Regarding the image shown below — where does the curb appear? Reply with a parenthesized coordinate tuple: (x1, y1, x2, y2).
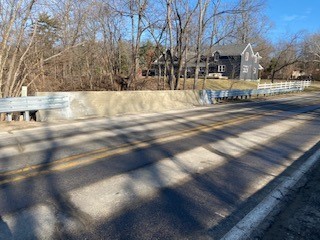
(221, 147, 320, 240)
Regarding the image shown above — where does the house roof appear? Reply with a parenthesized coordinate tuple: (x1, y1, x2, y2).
(152, 43, 262, 66)
(211, 43, 249, 56)
(154, 53, 179, 63)
(154, 51, 198, 64)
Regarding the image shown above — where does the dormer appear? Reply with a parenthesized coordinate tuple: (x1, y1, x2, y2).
(241, 43, 255, 62)
(213, 51, 220, 62)
(255, 52, 262, 59)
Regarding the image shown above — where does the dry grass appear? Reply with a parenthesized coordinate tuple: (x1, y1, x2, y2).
(194, 78, 258, 90)
(141, 77, 259, 90)
(137, 77, 320, 91)
(159, 78, 320, 93)
(304, 81, 320, 92)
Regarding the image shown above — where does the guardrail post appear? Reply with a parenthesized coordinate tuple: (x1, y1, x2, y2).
(24, 111, 30, 121)
(6, 113, 12, 122)
(21, 86, 28, 97)
(21, 86, 28, 121)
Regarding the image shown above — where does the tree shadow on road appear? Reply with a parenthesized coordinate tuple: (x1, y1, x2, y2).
(0, 215, 12, 239)
(0, 97, 318, 239)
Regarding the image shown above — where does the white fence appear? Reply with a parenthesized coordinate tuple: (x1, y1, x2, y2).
(201, 80, 312, 104)
(0, 80, 312, 122)
(257, 80, 311, 90)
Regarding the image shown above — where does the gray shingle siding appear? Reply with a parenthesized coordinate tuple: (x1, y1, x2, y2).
(209, 44, 260, 80)
(211, 43, 261, 80)
(239, 44, 260, 80)
(209, 56, 241, 78)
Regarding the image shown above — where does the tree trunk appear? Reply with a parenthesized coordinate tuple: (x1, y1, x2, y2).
(193, 0, 208, 90)
(202, 56, 210, 89)
(166, 0, 175, 90)
(271, 70, 276, 83)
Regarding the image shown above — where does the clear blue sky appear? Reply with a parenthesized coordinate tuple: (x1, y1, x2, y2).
(266, 0, 320, 42)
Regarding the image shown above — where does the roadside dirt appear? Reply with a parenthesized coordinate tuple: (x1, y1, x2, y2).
(262, 160, 320, 240)
(0, 121, 46, 133)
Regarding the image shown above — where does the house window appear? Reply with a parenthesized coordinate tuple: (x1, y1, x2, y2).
(214, 52, 219, 61)
(218, 65, 226, 72)
(245, 52, 249, 61)
(243, 65, 249, 73)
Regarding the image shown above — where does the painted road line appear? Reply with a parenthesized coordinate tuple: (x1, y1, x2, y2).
(220, 147, 320, 240)
(2, 137, 318, 240)
(0, 96, 316, 149)
(0, 104, 259, 146)
(0, 102, 317, 187)
(1, 106, 319, 239)
(0, 113, 264, 186)
(67, 114, 319, 223)
(1, 104, 318, 185)
(0, 110, 252, 158)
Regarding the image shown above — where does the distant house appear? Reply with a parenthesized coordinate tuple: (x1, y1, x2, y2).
(150, 43, 263, 80)
(210, 43, 263, 80)
(291, 70, 306, 79)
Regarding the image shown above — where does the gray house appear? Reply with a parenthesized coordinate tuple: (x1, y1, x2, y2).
(150, 43, 263, 80)
(209, 43, 262, 80)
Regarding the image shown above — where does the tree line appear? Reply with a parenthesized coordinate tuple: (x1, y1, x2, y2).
(0, 0, 319, 97)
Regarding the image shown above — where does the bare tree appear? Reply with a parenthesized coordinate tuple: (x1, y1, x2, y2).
(113, 0, 149, 88)
(193, 0, 209, 89)
(268, 34, 303, 83)
(235, 0, 267, 44)
(0, 0, 37, 98)
(172, 0, 198, 90)
(202, 0, 237, 89)
(305, 33, 320, 63)
(0, 0, 286, 98)
(146, 17, 166, 89)
(194, 0, 240, 89)
(90, 1, 124, 87)
(165, 0, 176, 90)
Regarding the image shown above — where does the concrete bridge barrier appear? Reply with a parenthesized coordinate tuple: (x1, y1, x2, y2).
(36, 90, 205, 121)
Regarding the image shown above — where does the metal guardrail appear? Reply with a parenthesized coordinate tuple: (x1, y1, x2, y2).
(202, 80, 312, 104)
(0, 95, 69, 121)
(0, 80, 312, 121)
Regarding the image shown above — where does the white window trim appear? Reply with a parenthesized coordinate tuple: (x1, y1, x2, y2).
(245, 52, 249, 61)
(243, 65, 249, 73)
(253, 67, 257, 74)
(214, 54, 219, 61)
(218, 65, 226, 72)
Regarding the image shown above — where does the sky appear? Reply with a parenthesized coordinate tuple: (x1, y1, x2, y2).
(266, 0, 320, 42)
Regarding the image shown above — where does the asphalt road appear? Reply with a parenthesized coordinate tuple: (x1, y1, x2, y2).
(0, 93, 320, 239)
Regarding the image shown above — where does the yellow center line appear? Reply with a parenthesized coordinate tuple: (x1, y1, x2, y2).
(0, 111, 276, 185)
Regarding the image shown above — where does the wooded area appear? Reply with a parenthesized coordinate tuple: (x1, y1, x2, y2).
(0, 0, 319, 97)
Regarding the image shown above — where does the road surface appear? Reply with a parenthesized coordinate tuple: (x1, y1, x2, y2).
(0, 92, 319, 239)
(262, 155, 320, 240)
